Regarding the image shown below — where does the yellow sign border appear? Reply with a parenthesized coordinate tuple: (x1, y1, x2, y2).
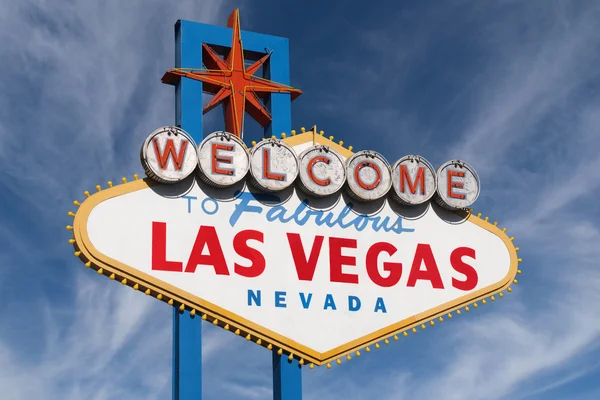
(67, 132, 520, 368)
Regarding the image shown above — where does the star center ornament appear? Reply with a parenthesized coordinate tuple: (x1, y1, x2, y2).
(162, 9, 302, 138)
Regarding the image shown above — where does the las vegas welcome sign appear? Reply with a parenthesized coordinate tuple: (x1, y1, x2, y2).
(69, 126, 519, 367)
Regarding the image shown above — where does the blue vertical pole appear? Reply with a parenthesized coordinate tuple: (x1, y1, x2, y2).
(272, 352, 303, 400)
(169, 17, 302, 400)
(173, 308, 202, 399)
(172, 20, 204, 400)
(265, 38, 303, 400)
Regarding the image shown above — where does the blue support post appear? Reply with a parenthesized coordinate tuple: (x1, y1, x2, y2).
(172, 20, 204, 400)
(173, 308, 202, 399)
(171, 18, 302, 400)
(261, 38, 303, 400)
(272, 351, 303, 400)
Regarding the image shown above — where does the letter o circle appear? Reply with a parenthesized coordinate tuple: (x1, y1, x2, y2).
(346, 151, 392, 201)
(201, 198, 219, 215)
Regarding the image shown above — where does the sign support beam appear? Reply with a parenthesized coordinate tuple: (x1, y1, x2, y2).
(273, 351, 302, 400)
(172, 19, 204, 400)
(171, 16, 302, 400)
(173, 308, 202, 399)
(262, 45, 303, 400)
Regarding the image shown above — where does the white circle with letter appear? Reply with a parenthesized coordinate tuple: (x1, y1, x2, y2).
(391, 155, 437, 205)
(140, 126, 198, 184)
(435, 160, 480, 209)
(346, 150, 392, 201)
(249, 138, 299, 192)
(298, 145, 346, 197)
(197, 131, 249, 188)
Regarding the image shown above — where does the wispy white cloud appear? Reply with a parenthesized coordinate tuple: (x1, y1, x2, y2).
(303, 263, 600, 400)
(517, 361, 600, 400)
(2, 1, 600, 400)
(0, 273, 171, 400)
(0, 0, 228, 399)
(302, 2, 600, 400)
(409, 272, 600, 400)
(0, 0, 225, 210)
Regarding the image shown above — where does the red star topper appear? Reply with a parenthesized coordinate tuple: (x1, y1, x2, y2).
(162, 9, 302, 138)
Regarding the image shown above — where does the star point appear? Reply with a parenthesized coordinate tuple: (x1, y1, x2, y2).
(162, 9, 302, 138)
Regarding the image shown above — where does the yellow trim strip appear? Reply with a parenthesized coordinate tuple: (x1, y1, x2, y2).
(68, 160, 520, 368)
(282, 131, 353, 158)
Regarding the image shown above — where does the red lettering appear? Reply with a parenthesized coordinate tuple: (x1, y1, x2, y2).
(263, 148, 286, 181)
(152, 138, 188, 170)
(307, 155, 331, 186)
(400, 165, 425, 195)
(406, 244, 444, 289)
(233, 230, 265, 278)
(212, 143, 234, 175)
(366, 242, 402, 287)
(354, 161, 381, 190)
(185, 226, 229, 275)
(329, 237, 358, 284)
(447, 170, 466, 199)
(151, 222, 183, 272)
(287, 233, 324, 281)
(451, 247, 478, 290)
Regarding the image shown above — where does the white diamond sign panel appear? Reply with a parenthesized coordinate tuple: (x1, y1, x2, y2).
(72, 149, 518, 364)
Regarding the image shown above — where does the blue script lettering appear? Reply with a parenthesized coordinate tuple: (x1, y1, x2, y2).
(229, 192, 278, 226)
(228, 191, 415, 235)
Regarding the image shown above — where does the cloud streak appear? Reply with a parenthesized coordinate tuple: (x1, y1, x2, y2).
(0, 1, 228, 399)
(2, 1, 600, 399)
(302, 2, 600, 399)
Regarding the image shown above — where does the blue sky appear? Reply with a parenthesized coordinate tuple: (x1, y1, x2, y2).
(1, 0, 600, 399)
